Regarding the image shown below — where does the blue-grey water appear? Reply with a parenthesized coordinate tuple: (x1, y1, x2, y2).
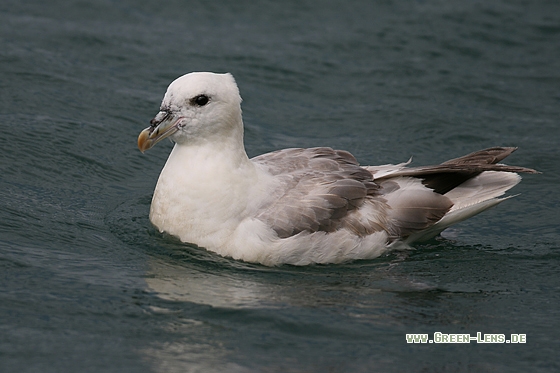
(1, 0, 559, 372)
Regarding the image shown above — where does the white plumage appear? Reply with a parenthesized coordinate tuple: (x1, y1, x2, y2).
(138, 72, 537, 266)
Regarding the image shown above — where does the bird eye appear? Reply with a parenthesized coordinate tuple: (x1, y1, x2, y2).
(192, 95, 209, 106)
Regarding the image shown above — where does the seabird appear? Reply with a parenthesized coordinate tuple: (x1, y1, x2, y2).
(138, 72, 537, 266)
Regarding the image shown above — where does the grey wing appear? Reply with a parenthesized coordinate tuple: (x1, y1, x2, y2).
(252, 148, 383, 238)
(250, 147, 538, 242)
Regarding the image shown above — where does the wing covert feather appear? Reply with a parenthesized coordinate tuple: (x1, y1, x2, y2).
(252, 148, 380, 238)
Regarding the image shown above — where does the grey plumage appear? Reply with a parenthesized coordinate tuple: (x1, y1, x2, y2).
(253, 146, 537, 242)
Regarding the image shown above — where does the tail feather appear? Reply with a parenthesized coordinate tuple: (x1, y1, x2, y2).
(445, 171, 521, 212)
(405, 196, 509, 243)
(407, 171, 522, 242)
(372, 147, 538, 243)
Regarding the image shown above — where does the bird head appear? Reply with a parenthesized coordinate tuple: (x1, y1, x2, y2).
(138, 72, 242, 152)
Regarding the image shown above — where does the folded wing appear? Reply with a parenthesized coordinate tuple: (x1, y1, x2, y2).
(252, 147, 538, 242)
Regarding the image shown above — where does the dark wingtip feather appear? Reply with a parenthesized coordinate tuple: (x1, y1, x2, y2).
(441, 146, 518, 166)
(375, 147, 539, 194)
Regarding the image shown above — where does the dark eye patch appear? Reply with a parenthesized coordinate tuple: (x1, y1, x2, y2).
(191, 95, 210, 106)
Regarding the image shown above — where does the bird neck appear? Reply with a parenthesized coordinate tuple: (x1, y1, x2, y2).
(149, 132, 260, 243)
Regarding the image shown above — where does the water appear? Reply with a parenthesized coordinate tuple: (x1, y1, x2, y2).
(1, 0, 559, 371)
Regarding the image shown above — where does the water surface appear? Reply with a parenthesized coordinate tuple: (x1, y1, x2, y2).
(1, 0, 559, 372)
